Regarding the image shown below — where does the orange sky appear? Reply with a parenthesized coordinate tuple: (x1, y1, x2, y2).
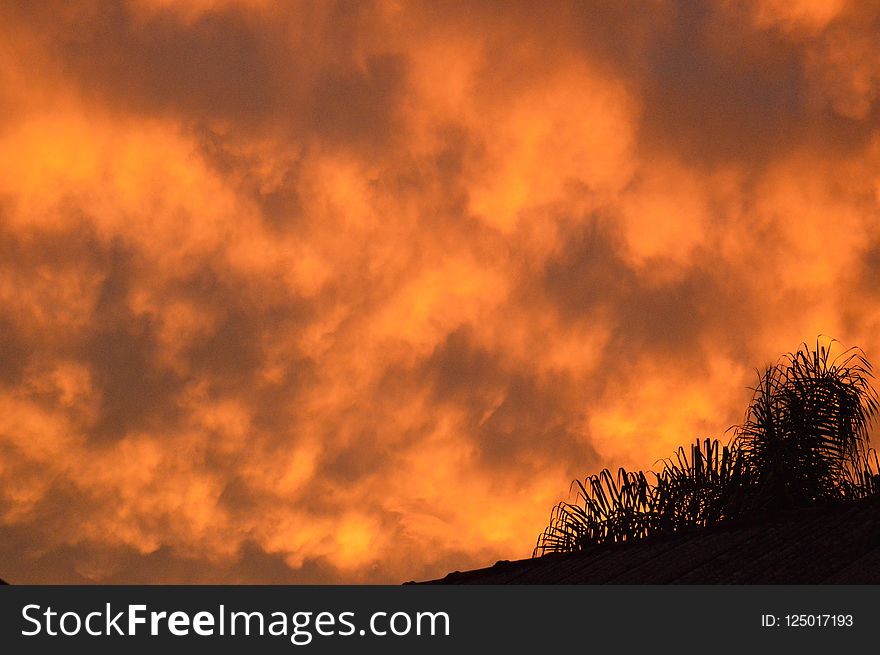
(2, 0, 880, 583)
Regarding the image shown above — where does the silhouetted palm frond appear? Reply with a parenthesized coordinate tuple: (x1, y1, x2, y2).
(535, 338, 880, 557)
(849, 449, 880, 498)
(734, 339, 879, 507)
(653, 438, 751, 531)
(533, 468, 657, 557)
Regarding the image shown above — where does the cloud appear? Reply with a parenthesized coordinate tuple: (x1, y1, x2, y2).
(1, 0, 880, 583)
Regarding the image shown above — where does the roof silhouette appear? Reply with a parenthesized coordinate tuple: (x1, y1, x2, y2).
(414, 494, 880, 584)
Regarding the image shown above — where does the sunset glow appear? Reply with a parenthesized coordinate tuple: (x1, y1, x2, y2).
(2, 1, 880, 583)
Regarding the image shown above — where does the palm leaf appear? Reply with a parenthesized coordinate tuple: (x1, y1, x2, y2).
(534, 337, 880, 557)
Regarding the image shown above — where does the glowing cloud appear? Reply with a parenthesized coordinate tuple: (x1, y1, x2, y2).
(1, 0, 880, 583)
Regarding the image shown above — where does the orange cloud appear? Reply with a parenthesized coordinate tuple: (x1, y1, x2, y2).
(2, 0, 880, 584)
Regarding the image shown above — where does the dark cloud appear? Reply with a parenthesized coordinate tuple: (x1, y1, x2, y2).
(540, 219, 705, 359)
(84, 245, 184, 440)
(55, 2, 279, 125)
(0, 312, 28, 387)
(637, 2, 806, 166)
(542, 218, 631, 320)
(422, 327, 597, 474)
(86, 314, 184, 440)
(308, 54, 408, 151)
(0, 521, 340, 584)
(14, 0, 409, 156)
(541, 210, 774, 368)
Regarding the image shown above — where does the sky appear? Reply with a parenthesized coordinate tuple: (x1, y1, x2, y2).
(2, 0, 880, 584)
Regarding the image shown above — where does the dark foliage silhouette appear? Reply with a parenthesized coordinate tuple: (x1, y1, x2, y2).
(534, 339, 880, 557)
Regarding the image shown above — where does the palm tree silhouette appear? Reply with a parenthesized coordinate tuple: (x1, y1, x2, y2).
(534, 338, 880, 557)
